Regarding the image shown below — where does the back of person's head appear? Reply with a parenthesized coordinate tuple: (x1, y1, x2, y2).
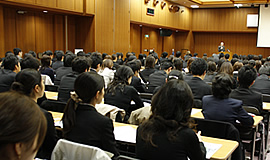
(28, 50, 37, 58)
(248, 60, 255, 67)
(232, 54, 239, 59)
(248, 54, 254, 60)
(77, 51, 85, 57)
(219, 62, 233, 76)
(5, 51, 14, 57)
(2, 55, 19, 71)
(194, 53, 198, 57)
(11, 69, 42, 97)
(21, 57, 40, 70)
(161, 52, 168, 58)
(71, 57, 90, 73)
(40, 55, 51, 68)
(138, 54, 144, 60)
(63, 53, 76, 67)
(55, 50, 64, 61)
(231, 58, 238, 66)
(207, 61, 216, 74)
(13, 48, 21, 56)
(104, 55, 112, 60)
(238, 65, 257, 88)
(259, 65, 270, 76)
(145, 56, 155, 69)
(0, 91, 47, 159)
(258, 55, 263, 60)
(266, 57, 270, 62)
(175, 51, 181, 58)
(126, 52, 133, 60)
(216, 59, 225, 72)
(127, 55, 137, 62)
(190, 58, 207, 76)
(212, 73, 233, 99)
(90, 52, 103, 69)
(242, 59, 249, 65)
(186, 57, 194, 72)
(126, 60, 141, 73)
(255, 60, 262, 72)
(219, 53, 224, 59)
(161, 61, 173, 71)
(173, 58, 183, 71)
(63, 72, 104, 136)
(233, 61, 243, 71)
(168, 70, 183, 81)
(43, 50, 53, 57)
(103, 59, 113, 69)
(112, 54, 117, 61)
(225, 54, 230, 60)
(102, 53, 108, 60)
(253, 55, 259, 61)
(140, 80, 193, 146)
(116, 52, 123, 59)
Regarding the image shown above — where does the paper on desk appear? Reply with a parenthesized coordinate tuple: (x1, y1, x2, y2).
(54, 120, 63, 128)
(191, 109, 201, 116)
(131, 101, 151, 107)
(203, 142, 222, 159)
(114, 126, 137, 143)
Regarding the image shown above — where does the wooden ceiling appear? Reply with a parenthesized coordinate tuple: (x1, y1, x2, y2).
(167, 0, 268, 8)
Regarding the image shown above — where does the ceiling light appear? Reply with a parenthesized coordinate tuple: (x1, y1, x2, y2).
(176, 30, 179, 32)
(234, 4, 243, 8)
(43, 10, 48, 13)
(190, 5, 199, 8)
(159, 28, 162, 30)
(139, 25, 142, 27)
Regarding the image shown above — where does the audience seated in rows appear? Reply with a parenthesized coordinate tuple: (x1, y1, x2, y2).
(127, 60, 146, 93)
(139, 56, 156, 83)
(55, 53, 76, 85)
(136, 80, 206, 160)
(203, 73, 254, 126)
(98, 59, 114, 88)
(104, 66, 144, 117)
(0, 55, 20, 93)
(230, 65, 263, 114)
(11, 69, 58, 159)
(148, 62, 173, 93)
(250, 65, 270, 95)
(58, 57, 91, 102)
(62, 72, 119, 157)
(39, 55, 54, 83)
(52, 50, 64, 71)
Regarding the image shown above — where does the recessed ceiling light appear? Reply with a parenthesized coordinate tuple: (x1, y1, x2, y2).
(234, 4, 243, 8)
(176, 30, 179, 32)
(190, 5, 199, 8)
(159, 28, 162, 29)
(139, 25, 142, 27)
(43, 10, 48, 13)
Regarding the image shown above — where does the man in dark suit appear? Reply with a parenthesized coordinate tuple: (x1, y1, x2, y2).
(186, 58, 212, 101)
(55, 53, 76, 85)
(139, 55, 156, 83)
(230, 65, 263, 113)
(52, 50, 64, 71)
(58, 57, 90, 102)
(148, 62, 173, 93)
(127, 60, 146, 93)
(218, 41, 225, 52)
(0, 55, 20, 93)
(90, 52, 103, 73)
(250, 65, 270, 95)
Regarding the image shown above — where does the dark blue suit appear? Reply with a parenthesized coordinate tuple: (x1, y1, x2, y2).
(202, 95, 254, 126)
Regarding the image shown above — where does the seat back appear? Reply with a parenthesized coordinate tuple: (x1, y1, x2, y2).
(51, 139, 112, 160)
(45, 85, 59, 92)
(41, 100, 67, 113)
(193, 99, 202, 109)
(242, 106, 260, 115)
(262, 94, 270, 103)
(116, 155, 140, 160)
(139, 93, 153, 100)
(194, 118, 244, 160)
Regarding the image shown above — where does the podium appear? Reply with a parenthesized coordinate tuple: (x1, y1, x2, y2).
(218, 52, 233, 61)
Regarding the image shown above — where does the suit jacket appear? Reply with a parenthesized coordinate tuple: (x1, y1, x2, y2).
(148, 70, 167, 93)
(130, 76, 146, 93)
(40, 67, 55, 83)
(64, 104, 119, 156)
(203, 73, 217, 83)
(52, 61, 64, 71)
(183, 73, 193, 82)
(218, 46, 225, 52)
(104, 85, 144, 115)
(139, 68, 156, 83)
(250, 74, 270, 95)
(37, 108, 58, 159)
(136, 126, 206, 160)
(55, 67, 72, 85)
(230, 86, 263, 113)
(58, 72, 79, 102)
(0, 69, 16, 93)
(202, 95, 254, 126)
(186, 77, 212, 100)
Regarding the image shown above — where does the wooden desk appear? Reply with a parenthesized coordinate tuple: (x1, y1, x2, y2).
(50, 111, 63, 123)
(263, 102, 270, 111)
(45, 91, 58, 100)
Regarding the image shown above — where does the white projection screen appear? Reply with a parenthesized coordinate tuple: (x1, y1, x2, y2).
(257, 5, 270, 47)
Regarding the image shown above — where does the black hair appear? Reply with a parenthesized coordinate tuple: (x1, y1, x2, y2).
(238, 65, 257, 88)
(62, 72, 104, 136)
(193, 53, 198, 57)
(40, 55, 51, 68)
(55, 50, 64, 61)
(175, 51, 181, 58)
(173, 58, 183, 71)
(138, 54, 144, 60)
(207, 61, 216, 74)
(190, 58, 207, 76)
(145, 56, 155, 69)
(219, 53, 224, 59)
(112, 54, 117, 60)
(248, 55, 254, 60)
(161, 62, 173, 70)
(106, 66, 134, 95)
(77, 51, 85, 57)
(116, 52, 123, 58)
(232, 54, 239, 59)
(231, 58, 238, 66)
(168, 70, 183, 81)
(102, 53, 108, 60)
(258, 55, 263, 60)
(43, 50, 53, 56)
(212, 73, 233, 99)
(248, 60, 255, 67)
(161, 52, 168, 58)
(139, 80, 193, 146)
(11, 69, 42, 97)
(2, 55, 19, 71)
(126, 60, 141, 73)
(28, 51, 37, 58)
(225, 54, 230, 60)
(259, 65, 270, 76)
(5, 51, 14, 57)
(71, 57, 90, 73)
(21, 57, 40, 70)
(13, 48, 21, 56)
(216, 59, 225, 72)
(90, 52, 103, 69)
(63, 53, 76, 67)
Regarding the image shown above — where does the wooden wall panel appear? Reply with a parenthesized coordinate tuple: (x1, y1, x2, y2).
(36, 0, 56, 8)
(130, 0, 142, 22)
(114, 0, 130, 54)
(67, 16, 76, 52)
(57, 0, 83, 13)
(193, 32, 270, 57)
(5, 0, 35, 4)
(141, 26, 162, 56)
(95, 0, 114, 53)
(86, 0, 95, 15)
(54, 15, 65, 51)
(130, 23, 141, 54)
(192, 8, 258, 32)
(0, 5, 5, 57)
(3, 7, 16, 52)
(163, 33, 175, 54)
